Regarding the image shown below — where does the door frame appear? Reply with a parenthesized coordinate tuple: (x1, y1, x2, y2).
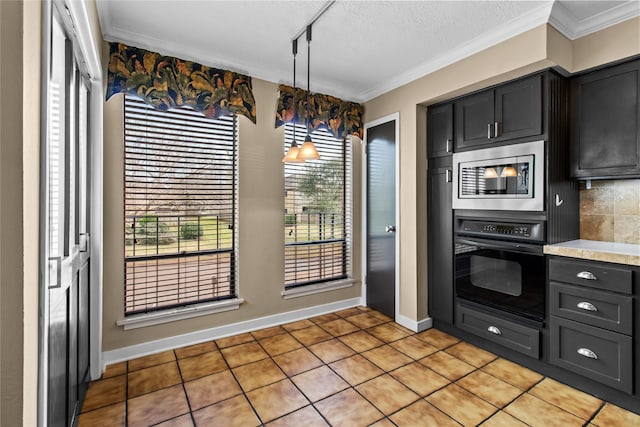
(38, 1, 103, 424)
(361, 112, 400, 320)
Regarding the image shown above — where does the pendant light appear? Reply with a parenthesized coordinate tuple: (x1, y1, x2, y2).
(282, 39, 304, 163)
(296, 24, 320, 161)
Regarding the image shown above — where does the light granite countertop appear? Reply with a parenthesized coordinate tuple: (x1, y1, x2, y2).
(544, 239, 640, 266)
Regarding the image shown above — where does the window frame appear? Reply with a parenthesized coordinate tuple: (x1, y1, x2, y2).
(283, 124, 353, 292)
(122, 95, 239, 317)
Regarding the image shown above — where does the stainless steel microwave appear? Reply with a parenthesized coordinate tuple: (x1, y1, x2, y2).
(452, 140, 545, 211)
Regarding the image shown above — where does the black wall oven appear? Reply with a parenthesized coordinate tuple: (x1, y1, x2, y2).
(455, 217, 546, 324)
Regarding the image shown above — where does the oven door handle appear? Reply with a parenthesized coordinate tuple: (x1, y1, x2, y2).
(456, 237, 543, 255)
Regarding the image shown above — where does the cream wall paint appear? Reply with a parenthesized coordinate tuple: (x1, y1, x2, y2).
(102, 75, 362, 351)
(363, 20, 640, 324)
(0, 1, 40, 425)
(573, 17, 640, 73)
(22, 2, 41, 426)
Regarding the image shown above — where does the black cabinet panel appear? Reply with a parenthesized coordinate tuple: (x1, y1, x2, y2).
(454, 74, 543, 150)
(495, 75, 542, 141)
(550, 316, 632, 394)
(571, 59, 640, 178)
(550, 281, 633, 335)
(548, 258, 633, 294)
(454, 91, 494, 150)
(456, 303, 540, 358)
(428, 161, 453, 324)
(428, 103, 453, 158)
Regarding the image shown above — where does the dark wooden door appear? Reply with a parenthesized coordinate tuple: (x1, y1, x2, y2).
(571, 59, 640, 178)
(454, 90, 494, 150)
(495, 75, 542, 142)
(45, 8, 91, 425)
(366, 119, 396, 318)
(427, 103, 453, 157)
(427, 161, 453, 324)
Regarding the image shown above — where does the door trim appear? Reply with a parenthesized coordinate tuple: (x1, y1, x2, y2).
(362, 112, 400, 320)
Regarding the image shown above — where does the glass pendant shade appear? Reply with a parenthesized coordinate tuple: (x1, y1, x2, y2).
(484, 167, 498, 178)
(501, 166, 518, 177)
(297, 134, 320, 160)
(283, 141, 304, 163)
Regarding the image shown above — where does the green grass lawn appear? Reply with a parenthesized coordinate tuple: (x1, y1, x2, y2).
(125, 216, 233, 257)
(125, 216, 345, 257)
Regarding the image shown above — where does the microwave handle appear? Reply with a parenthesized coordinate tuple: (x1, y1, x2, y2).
(456, 237, 543, 255)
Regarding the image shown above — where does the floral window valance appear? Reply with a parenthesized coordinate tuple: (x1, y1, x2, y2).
(275, 85, 364, 139)
(106, 42, 256, 123)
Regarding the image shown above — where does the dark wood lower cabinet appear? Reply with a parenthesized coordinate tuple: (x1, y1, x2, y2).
(550, 316, 633, 394)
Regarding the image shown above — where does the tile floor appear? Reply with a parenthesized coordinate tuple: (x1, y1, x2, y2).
(79, 306, 640, 426)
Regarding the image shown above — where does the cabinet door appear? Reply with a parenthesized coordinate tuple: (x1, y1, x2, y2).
(428, 103, 453, 158)
(571, 60, 640, 178)
(427, 163, 453, 324)
(495, 75, 542, 141)
(454, 90, 494, 150)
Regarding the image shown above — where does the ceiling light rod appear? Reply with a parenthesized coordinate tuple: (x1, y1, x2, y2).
(291, 0, 335, 42)
(295, 22, 320, 161)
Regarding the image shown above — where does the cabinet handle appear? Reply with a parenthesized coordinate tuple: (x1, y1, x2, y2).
(487, 123, 493, 139)
(576, 271, 597, 281)
(494, 121, 499, 138)
(445, 169, 452, 183)
(577, 348, 598, 360)
(446, 139, 452, 153)
(577, 301, 598, 312)
(487, 326, 502, 335)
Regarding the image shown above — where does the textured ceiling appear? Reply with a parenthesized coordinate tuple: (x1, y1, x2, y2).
(97, 0, 639, 102)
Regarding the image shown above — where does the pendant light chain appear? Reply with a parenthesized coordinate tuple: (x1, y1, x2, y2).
(282, 39, 304, 162)
(295, 24, 320, 161)
(307, 24, 311, 139)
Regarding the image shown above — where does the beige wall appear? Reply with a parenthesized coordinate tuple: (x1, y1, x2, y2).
(363, 20, 640, 323)
(1, 1, 41, 425)
(22, 2, 41, 426)
(573, 17, 640, 73)
(102, 75, 362, 351)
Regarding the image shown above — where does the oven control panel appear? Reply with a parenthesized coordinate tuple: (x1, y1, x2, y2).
(481, 224, 531, 237)
(456, 218, 544, 242)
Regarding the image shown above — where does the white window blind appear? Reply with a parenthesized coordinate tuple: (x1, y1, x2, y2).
(124, 96, 237, 314)
(284, 124, 351, 288)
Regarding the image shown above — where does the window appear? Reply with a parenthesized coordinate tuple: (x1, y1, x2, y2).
(284, 124, 351, 287)
(124, 96, 237, 314)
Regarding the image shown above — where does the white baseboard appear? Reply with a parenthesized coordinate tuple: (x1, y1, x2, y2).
(395, 314, 433, 333)
(102, 297, 362, 370)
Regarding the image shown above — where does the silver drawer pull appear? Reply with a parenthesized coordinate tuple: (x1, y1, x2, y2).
(577, 301, 598, 312)
(487, 326, 502, 335)
(576, 271, 597, 281)
(577, 348, 598, 360)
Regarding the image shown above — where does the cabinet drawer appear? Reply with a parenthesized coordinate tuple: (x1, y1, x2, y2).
(549, 282, 633, 335)
(456, 304, 540, 358)
(548, 258, 632, 294)
(550, 316, 632, 394)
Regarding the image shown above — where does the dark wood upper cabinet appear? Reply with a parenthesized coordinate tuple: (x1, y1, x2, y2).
(495, 75, 542, 141)
(454, 90, 494, 150)
(454, 75, 543, 151)
(570, 59, 640, 179)
(427, 103, 453, 158)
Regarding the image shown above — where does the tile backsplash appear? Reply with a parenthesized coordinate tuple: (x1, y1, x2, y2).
(580, 179, 640, 244)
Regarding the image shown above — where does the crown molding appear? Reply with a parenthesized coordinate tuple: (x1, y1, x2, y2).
(549, 0, 640, 40)
(357, 2, 553, 102)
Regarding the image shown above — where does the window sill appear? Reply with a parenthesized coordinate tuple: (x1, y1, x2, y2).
(117, 298, 245, 330)
(281, 279, 355, 300)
